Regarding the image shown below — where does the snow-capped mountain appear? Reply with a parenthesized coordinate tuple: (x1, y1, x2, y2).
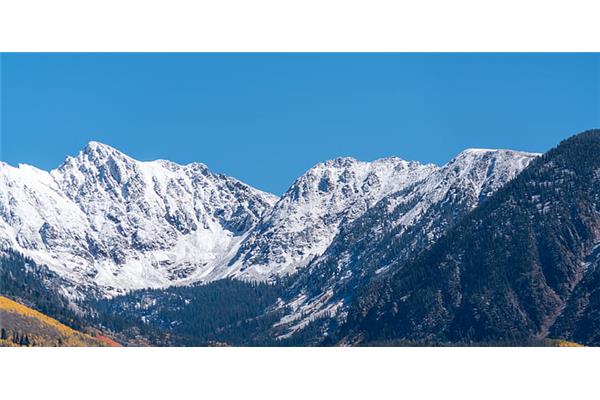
(0, 142, 277, 296)
(227, 157, 437, 279)
(0, 141, 538, 303)
(270, 148, 540, 339)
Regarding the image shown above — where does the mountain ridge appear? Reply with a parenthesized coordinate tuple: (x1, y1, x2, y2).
(9, 132, 600, 347)
(335, 129, 600, 346)
(0, 141, 540, 301)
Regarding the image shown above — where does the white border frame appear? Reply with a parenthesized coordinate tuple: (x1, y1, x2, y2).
(1, 1, 599, 399)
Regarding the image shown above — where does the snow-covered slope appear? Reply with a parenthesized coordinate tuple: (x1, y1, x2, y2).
(0, 142, 538, 303)
(227, 157, 437, 279)
(0, 142, 277, 296)
(271, 149, 540, 339)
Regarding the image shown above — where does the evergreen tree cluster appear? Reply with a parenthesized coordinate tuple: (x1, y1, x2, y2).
(92, 278, 287, 346)
(0, 248, 86, 331)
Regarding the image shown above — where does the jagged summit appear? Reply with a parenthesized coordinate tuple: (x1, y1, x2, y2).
(79, 140, 130, 161)
(56, 141, 134, 174)
(228, 155, 438, 279)
(312, 155, 416, 169)
(84, 140, 117, 151)
(61, 141, 213, 175)
(0, 143, 278, 296)
(320, 156, 358, 167)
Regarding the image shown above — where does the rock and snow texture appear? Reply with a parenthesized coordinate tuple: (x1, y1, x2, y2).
(269, 148, 540, 338)
(0, 142, 277, 295)
(0, 141, 539, 300)
(227, 157, 437, 279)
(382, 148, 541, 232)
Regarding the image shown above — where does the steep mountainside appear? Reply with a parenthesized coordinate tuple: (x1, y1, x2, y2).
(0, 142, 277, 296)
(550, 240, 600, 345)
(337, 130, 600, 346)
(0, 141, 539, 302)
(228, 157, 437, 279)
(271, 149, 539, 340)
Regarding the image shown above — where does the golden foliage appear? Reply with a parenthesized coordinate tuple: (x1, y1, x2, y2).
(544, 339, 584, 347)
(0, 296, 118, 347)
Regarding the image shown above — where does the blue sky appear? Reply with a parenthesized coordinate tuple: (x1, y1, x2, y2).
(1, 53, 599, 194)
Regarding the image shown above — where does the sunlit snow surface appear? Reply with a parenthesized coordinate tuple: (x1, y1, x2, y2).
(268, 148, 541, 336)
(229, 156, 438, 279)
(0, 142, 277, 296)
(0, 142, 539, 299)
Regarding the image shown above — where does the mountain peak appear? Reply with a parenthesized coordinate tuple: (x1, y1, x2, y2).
(6, 140, 279, 295)
(85, 140, 109, 149)
(53, 141, 134, 172)
(319, 157, 358, 169)
(229, 152, 438, 279)
(81, 140, 127, 158)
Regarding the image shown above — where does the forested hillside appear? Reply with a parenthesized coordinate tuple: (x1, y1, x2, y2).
(0, 249, 87, 330)
(337, 130, 600, 346)
(0, 296, 118, 347)
(92, 279, 287, 346)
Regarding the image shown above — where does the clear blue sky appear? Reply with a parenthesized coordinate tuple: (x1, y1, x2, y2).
(1, 53, 599, 194)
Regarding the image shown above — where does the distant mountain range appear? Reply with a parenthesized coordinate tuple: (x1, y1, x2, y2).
(2, 129, 599, 346)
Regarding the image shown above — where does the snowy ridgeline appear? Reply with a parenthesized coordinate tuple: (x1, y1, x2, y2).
(0, 141, 539, 297)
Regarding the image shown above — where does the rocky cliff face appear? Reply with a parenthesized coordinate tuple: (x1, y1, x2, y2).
(228, 157, 437, 279)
